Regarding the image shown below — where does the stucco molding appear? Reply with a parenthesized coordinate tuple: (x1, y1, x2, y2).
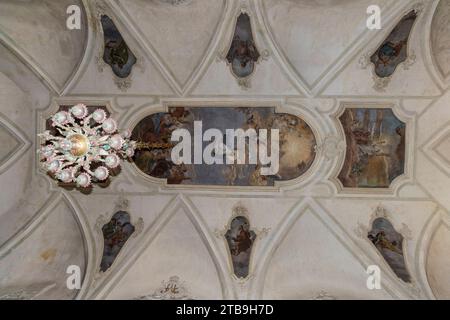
(214, 203, 269, 285)
(91, 194, 144, 288)
(420, 121, 450, 178)
(89, 194, 234, 299)
(0, 111, 32, 175)
(216, 2, 270, 90)
(248, 197, 414, 299)
(358, 2, 425, 92)
(134, 275, 192, 300)
(93, 1, 145, 92)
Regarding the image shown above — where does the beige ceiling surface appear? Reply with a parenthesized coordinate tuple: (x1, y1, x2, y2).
(0, 0, 449, 300)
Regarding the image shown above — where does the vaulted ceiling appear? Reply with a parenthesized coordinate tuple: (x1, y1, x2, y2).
(1, 0, 450, 300)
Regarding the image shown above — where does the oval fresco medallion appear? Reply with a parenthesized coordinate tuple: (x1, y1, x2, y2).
(132, 107, 317, 186)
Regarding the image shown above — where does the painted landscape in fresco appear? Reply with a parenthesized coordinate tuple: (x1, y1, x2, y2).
(225, 216, 256, 279)
(226, 13, 260, 78)
(370, 10, 417, 78)
(368, 217, 411, 282)
(100, 211, 135, 272)
(132, 107, 316, 186)
(101, 15, 137, 78)
(338, 108, 405, 188)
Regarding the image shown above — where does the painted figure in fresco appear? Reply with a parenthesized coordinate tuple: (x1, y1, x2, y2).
(167, 164, 190, 184)
(367, 217, 411, 283)
(370, 10, 417, 78)
(100, 211, 135, 272)
(226, 13, 260, 78)
(225, 216, 256, 279)
(368, 231, 402, 255)
(226, 35, 260, 70)
(132, 107, 191, 182)
(338, 108, 405, 188)
(355, 135, 390, 187)
(377, 40, 407, 66)
(101, 15, 137, 78)
(105, 39, 129, 70)
(231, 225, 253, 256)
(132, 107, 316, 186)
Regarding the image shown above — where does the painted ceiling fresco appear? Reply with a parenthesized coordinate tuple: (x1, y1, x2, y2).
(226, 13, 260, 79)
(370, 10, 417, 78)
(338, 108, 405, 188)
(100, 210, 135, 272)
(132, 107, 317, 186)
(368, 217, 411, 283)
(225, 216, 256, 279)
(100, 15, 137, 79)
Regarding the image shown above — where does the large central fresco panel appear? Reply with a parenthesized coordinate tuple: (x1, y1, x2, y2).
(132, 107, 317, 186)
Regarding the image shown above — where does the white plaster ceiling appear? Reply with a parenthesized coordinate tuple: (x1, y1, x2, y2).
(0, 0, 88, 94)
(263, 0, 393, 87)
(262, 208, 393, 299)
(115, 0, 225, 87)
(106, 207, 224, 299)
(0, 198, 86, 299)
(0, 0, 450, 301)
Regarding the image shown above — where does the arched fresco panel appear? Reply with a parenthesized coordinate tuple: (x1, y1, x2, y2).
(132, 107, 317, 186)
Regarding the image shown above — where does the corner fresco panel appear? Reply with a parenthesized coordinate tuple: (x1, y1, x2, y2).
(338, 108, 405, 188)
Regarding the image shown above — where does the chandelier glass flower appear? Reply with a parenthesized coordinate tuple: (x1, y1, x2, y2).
(38, 104, 136, 188)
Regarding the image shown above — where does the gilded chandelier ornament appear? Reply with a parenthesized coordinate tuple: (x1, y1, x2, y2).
(38, 104, 136, 188)
(38, 104, 174, 189)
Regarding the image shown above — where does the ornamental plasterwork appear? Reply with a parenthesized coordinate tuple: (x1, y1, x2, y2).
(311, 291, 337, 300)
(95, 194, 144, 238)
(217, 5, 270, 90)
(0, 113, 31, 175)
(134, 276, 192, 300)
(214, 204, 269, 283)
(214, 204, 270, 240)
(94, 4, 145, 92)
(315, 135, 345, 161)
(359, 54, 417, 92)
(354, 205, 419, 295)
(92, 194, 144, 282)
(358, 3, 423, 92)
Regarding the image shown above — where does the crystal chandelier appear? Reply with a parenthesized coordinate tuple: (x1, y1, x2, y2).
(38, 104, 136, 188)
